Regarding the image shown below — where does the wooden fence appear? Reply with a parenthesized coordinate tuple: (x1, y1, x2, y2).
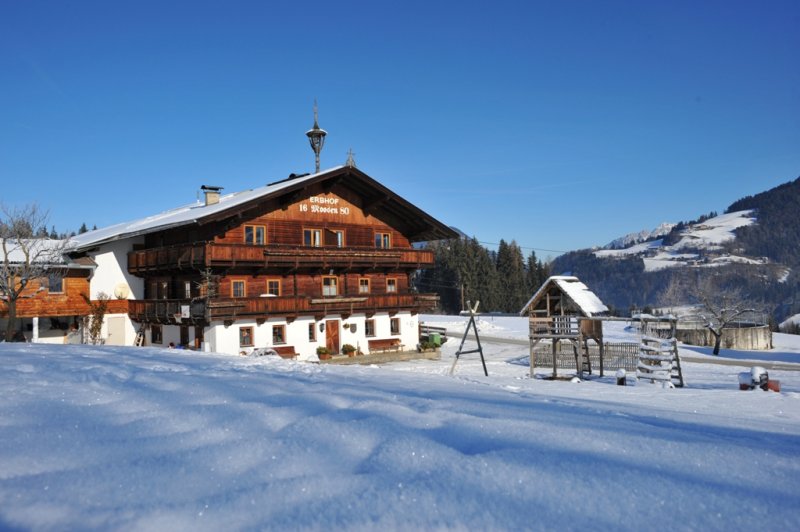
(532, 341, 640, 372)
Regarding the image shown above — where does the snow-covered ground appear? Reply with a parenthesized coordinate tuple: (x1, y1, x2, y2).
(1, 315, 799, 530)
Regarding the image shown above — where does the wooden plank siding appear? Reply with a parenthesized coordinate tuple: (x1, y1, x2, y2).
(0, 272, 99, 318)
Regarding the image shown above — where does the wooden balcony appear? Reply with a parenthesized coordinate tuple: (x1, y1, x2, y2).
(128, 293, 441, 324)
(128, 243, 434, 274)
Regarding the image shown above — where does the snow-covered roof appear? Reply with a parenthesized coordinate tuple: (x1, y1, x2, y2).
(68, 168, 336, 252)
(519, 275, 609, 317)
(68, 165, 457, 251)
(0, 238, 69, 264)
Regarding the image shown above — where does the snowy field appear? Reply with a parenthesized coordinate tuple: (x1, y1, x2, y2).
(1, 315, 799, 531)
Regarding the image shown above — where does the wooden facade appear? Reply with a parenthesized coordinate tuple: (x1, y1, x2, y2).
(0, 269, 94, 319)
(93, 166, 456, 329)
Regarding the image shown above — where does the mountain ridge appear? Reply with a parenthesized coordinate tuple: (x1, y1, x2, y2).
(551, 175, 800, 320)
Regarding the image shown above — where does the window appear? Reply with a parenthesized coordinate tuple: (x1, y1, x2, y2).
(365, 319, 375, 337)
(272, 325, 286, 344)
(46, 273, 63, 293)
(375, 232, 391, 248)
(266, 279, 281, 296)
(322, 276, 338, 297)
(304, 228, 322, 247)
(386, 278, 397, 293)
(159, 280, 169, 299)
(184, 281, 192, 299)
(151, 324, 163, 344)
(308, 323, 316, 341)
(359, 278, 370, 294)
(232, 280, 246, 298)
(239, 327, 254, 347)
(325, 229, 344, 247)
(244, 225, 266, 245)
(390, 318, 400, 335)
(147, 280, 158, 299)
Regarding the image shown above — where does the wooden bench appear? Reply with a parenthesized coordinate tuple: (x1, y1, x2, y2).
(273, 346, 298, 359)
(249, 346, 298, 359)
(368, 338, 405, 354)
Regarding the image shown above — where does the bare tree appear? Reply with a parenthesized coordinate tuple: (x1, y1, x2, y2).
(658, 273, 689, 314)
(694, 274, 758, 356)
(82, 292, 110, 345)
(0, 204, 68, 341)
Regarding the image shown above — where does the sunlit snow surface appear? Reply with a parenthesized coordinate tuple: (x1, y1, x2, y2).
(1, 315, 799, 530)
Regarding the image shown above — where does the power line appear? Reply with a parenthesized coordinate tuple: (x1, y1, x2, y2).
(476, 240, 568, 255)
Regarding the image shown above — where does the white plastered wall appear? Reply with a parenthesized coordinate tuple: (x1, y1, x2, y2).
(207, 318, 319, 360)
(87, 238, 143, 345)
(365, 312, 419, 353)
(202, 311, 419, 360)
(88, 238, 144, 300)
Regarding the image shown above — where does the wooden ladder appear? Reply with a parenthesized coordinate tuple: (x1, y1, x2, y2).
(134, 325, 146, 347)
(573, 340, 592, 379)
(637, 335, 684, 387)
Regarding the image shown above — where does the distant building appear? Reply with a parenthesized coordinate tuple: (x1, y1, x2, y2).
(0, 239, 100, 342)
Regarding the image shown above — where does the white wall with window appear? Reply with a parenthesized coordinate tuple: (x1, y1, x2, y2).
(200, 312, 419, 360)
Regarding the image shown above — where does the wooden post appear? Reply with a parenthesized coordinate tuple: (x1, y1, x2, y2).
(599, 340, 605, 377)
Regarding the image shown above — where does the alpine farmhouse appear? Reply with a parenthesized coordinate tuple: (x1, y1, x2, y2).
(67, 164, 457, 359)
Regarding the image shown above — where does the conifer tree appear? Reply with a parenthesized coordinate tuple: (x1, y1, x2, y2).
(496, 239, 527, 312)
(526, 250, 540, 293)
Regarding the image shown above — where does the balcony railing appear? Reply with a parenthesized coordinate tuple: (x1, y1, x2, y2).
(128, 243, 434, 273)
(128, 293, 440, 323)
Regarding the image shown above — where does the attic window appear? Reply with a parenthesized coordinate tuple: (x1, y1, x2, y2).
(304, 229, 322, 247)
(375, 232, 391, 249)
(244, 225, 266, 245)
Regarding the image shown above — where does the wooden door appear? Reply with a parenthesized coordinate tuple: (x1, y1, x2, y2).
(325, 320, 340, 354)
(194, 326, 204, 349)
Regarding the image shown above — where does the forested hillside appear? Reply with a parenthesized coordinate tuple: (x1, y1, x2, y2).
(416, 238, 550, 314)
(725, 176, 800, 266)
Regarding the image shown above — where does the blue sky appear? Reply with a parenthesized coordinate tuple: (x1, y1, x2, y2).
(2, 1, 798, 257)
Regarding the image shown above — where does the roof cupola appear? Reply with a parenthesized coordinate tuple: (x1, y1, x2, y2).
(305, 100, 327, 173)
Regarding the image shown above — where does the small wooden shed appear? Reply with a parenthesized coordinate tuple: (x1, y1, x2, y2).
(519, 276, 609, 378)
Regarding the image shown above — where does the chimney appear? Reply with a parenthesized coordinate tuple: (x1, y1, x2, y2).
(200, 185, 223, 206)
